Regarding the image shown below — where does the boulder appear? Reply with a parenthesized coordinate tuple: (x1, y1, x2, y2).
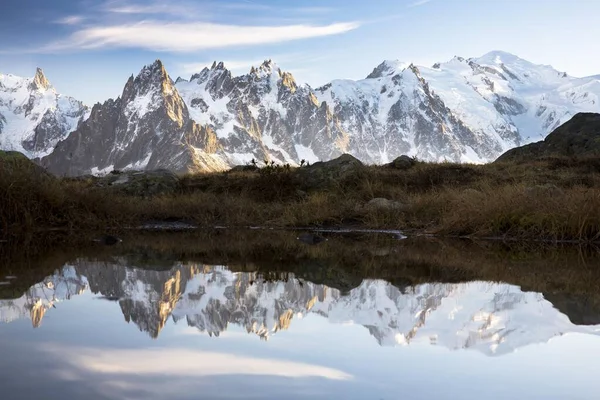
(388, 155, 416, 170)
(309, 154, 364, 171)
(297, 154, 364, 189)
(365, 198, 408, 211)
(98, 169, 180, 197)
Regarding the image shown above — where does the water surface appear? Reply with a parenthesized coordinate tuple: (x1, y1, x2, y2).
(1, 232, 600, 399)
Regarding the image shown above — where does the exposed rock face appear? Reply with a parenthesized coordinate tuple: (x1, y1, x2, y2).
(496, 113, 600, 161)
(0, 68, 89, 158)
(175, 60, 348, 166)
(40, 61, 227, 176)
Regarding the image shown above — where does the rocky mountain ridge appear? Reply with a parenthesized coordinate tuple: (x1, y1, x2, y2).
(1, 51, 599, 175)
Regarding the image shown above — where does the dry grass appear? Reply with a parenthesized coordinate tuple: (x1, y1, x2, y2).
(3, 155, 600, 242)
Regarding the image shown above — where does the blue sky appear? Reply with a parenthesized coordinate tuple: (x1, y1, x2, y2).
(0, 0, 598, 105)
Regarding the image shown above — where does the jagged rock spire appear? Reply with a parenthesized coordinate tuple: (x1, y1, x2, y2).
(30, 67, 51, 91)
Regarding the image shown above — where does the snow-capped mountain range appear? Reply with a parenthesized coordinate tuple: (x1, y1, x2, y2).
(1, 51, 599, 175)
(1, 261, 598, 356)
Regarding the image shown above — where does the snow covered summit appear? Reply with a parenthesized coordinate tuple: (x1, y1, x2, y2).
(0, 68, 89, 158)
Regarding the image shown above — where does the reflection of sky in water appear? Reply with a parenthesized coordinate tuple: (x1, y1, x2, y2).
(1, 265, 600, 399)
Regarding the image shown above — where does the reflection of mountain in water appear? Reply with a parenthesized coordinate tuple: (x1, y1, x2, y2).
(0, 266, 88, 328)
(1, 261, 599, 356)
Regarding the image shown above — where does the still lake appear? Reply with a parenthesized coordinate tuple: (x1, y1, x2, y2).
(1, 230, 599, 400)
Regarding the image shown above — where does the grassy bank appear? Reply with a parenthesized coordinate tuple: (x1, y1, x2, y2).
(3, 152, 600, 242)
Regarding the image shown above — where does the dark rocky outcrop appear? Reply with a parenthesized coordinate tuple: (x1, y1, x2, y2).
(296, 154, 364, 189)
(544, 293, 600, 325)
(388, 155, 417, 170)
(73, 169, 180, 197)
(0, 150, 52, 179)
(496, 113, 600, 162)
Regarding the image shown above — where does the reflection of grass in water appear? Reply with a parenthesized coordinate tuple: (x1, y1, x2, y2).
(2, 230, 600, 308)
(4, 155, 600, 242)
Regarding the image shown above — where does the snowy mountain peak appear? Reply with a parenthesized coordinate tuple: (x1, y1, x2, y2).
(469, 50, 569, 82)
(30, 67, 52, 91)
(189, 70, 208, 82)
(473, 50, 528, 67)
(367, 60, 410, 79)
(260, 59, 275, 71)
(0, 68, 88, 158)
(250, 59, 281, 78)
(137, 59, 169, 83)
(212, 61, 226, 70)
(188, 62, 232, 86)
(122, 59, 179, 108)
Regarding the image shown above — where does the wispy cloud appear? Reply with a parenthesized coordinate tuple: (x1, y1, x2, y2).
(100, 0, 209, 20)
(54, 15, 86, 25)
(104, 2, 191, 17)
(102, 0, 334, 19)
(408, 0, 432, 7)
(39, 21, 360, 53)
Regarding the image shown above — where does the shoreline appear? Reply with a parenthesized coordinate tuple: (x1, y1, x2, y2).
(7, 224, 600, 246)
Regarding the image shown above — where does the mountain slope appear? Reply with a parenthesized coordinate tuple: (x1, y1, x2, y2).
(0, 68, 89, 158)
